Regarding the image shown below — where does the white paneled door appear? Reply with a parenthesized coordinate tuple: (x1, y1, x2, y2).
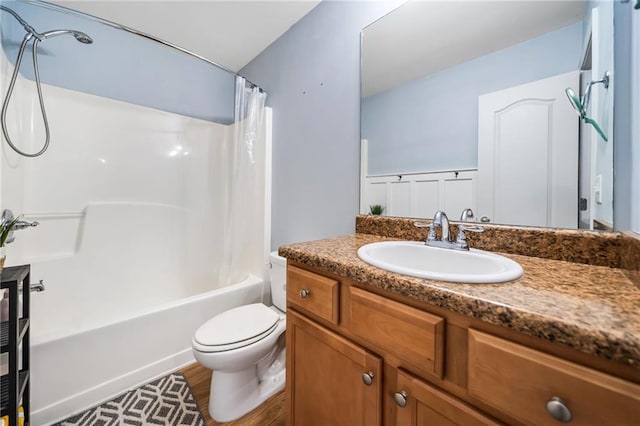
(477, 71, 579, 228)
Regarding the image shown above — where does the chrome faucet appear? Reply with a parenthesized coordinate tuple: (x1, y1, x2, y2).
(430, 210, 450, 244)
(1, 209, 39, 244)
(414, 210, 454, 249)
(414, 209, 484, 250)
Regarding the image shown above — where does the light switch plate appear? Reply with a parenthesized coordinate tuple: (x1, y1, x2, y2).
(594, 175, 603, 204)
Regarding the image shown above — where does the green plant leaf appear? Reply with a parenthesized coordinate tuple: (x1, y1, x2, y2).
(0, 214, 22, 247)
(369, 204, 384, 215)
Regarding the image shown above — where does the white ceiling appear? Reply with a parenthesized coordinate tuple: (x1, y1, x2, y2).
(362, 0, 586, 98)
(50, 0, 320, 72)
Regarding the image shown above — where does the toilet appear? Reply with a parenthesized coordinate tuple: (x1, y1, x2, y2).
(192, 252, 287, 422)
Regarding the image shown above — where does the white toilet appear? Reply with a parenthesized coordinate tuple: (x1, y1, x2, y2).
(192, 252, 287, 422)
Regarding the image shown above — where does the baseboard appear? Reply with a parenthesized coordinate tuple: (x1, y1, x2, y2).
(33, 348, 196, 426)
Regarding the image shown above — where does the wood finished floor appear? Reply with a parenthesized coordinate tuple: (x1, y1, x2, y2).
(182, 363, 285, 426)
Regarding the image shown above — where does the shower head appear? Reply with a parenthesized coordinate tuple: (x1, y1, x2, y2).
(41, 29, 93, 44)
(564, 79, 609, 142)
(73, 32, 94, 44)
(565, 72, 610, 119)
(564, 87, 584, 118)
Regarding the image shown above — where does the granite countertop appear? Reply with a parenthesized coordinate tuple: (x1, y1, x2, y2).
(279, 233, 640, 370)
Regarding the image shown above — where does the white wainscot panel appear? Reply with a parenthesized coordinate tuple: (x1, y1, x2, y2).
(367, 182, 387, 213)
(443, 177, 475, 218)
(389, 181, 411, 217)
(415, 179, 439, 218)
(363, 170, 477, 219)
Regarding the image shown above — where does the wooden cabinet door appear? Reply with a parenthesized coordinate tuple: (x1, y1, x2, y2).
(394, 369, 500, 426)
(287, 310, 382, 426)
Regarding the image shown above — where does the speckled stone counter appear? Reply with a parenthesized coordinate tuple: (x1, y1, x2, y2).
(279, 233, 640, 370)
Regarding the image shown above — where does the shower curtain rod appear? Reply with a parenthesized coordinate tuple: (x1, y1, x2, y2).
(23, 0, 264, 92)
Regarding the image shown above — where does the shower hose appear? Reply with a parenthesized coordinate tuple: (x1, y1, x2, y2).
(1, 32, 51, 158)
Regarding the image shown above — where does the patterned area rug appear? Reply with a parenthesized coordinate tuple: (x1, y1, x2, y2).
(55, 373, 205, 426)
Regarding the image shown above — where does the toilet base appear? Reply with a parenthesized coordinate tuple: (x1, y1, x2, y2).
(208, 346, 286, 423)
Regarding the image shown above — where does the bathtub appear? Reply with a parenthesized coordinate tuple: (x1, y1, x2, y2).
(30, 275, 266, 426)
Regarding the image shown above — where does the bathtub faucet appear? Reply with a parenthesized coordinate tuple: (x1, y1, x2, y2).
(19, 280, 45, 293)
(1, 208, 39, 244)
(30, 280, 45, 292)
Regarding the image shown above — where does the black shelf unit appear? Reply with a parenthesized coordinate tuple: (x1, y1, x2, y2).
(1, 265, 30, 426)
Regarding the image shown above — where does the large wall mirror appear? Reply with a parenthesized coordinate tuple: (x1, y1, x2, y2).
(360, 0, 615, 231)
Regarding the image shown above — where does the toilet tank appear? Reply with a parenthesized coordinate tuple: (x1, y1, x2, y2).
(269, 251, 287, 312)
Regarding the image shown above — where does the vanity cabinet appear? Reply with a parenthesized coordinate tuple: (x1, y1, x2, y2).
(285, 263, 640, 426)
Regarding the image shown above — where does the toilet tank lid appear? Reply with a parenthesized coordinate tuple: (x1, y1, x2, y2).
(270, 251, 286, 266)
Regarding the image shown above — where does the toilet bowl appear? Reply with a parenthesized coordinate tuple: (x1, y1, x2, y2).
(192, 252, 287, 423)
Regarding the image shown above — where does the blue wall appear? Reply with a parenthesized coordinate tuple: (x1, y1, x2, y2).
(612, 0, 636, 231)
(241, 1, 402, 249)
(362, 22, 583, 175)
(0, 0, 235, 123)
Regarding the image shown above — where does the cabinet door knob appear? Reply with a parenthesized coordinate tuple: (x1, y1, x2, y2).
(394, 391, 408, 408)
(546, 397, 572, 422)
(361, 371, 374, 386)
(299, 289, 311, 299)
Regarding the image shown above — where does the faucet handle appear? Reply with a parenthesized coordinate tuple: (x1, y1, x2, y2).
(14, 218, 39, 230)
(414, 221, 436, 243)
(459, 224, 484, 232)
(460, 208, 475, 222)
(455, 224, 484, 249)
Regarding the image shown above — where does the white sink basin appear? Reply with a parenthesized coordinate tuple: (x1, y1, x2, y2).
(357, 241, 523, 283)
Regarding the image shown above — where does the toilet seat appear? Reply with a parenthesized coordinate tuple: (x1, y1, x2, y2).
(193, 303, 280, 353)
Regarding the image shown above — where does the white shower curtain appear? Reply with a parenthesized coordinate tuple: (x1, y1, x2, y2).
(218, 76, 267, 286)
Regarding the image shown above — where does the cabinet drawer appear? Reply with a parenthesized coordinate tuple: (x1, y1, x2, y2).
(468, 329, 640, 425)
(287, 266, 339, 324)
(349, 287, 444, 378)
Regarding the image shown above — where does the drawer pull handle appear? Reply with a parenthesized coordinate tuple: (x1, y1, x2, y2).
(361, 371, 374, 386)
(546, 397, 572, 422)
(299, 289, 311, 299)
(394, 391, 408, 408)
